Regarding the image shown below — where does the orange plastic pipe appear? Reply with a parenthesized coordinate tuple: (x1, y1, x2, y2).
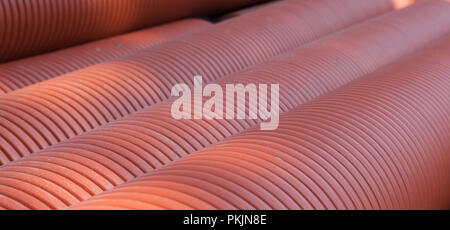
(0, 19, 212, 95)
(72, 36, 450, 210)
(0, 0, 396, 165)
(0, 0, 268, 63)
(220, 0, 416, 21)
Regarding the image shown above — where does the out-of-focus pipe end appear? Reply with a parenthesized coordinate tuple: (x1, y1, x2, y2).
(392, 0, 417, 9)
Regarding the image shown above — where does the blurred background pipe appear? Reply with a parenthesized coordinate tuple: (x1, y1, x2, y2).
(0, 0, 269, 63)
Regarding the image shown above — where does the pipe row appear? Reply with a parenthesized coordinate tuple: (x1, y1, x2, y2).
(0, 0, 396, 164)
(0, 0, 448, 209)
(72, 36, 450, 210)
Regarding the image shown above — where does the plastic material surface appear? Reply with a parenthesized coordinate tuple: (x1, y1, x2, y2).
(0, 0, 396, 165)
(72, 37, 450, 210)
(0, 0, 449, 210)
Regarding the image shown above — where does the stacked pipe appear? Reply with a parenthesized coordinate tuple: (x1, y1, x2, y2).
(0, 19, 212, 95)
(0, 0, 449, 210)
(0, 0, 397, 165)
(0, 0, 269, 63)
(71, 35, 450, 210)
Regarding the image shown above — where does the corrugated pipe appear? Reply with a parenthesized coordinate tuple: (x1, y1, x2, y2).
(0, 0, 449, 210)
(0, 19, 212, 95)
(0, 0, 269, 63)
(0, 0, 396, 165)
(72, 36, 450, 210)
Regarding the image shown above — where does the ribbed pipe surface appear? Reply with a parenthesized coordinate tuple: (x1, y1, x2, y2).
(71, 36, 450, 210)
(0, 0, 448, 210)
(0, 19, 211, 95)
(0, 0, 396, 165)
(0, 0, 268, 62)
